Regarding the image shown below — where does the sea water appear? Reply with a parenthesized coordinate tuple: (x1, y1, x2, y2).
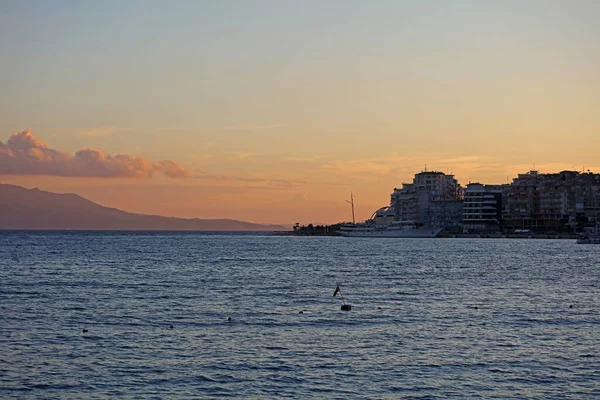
(0, 231, 599, 399)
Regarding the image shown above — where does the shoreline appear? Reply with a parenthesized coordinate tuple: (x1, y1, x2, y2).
(437, 232, 579, 240)
(282, 230, 580, 239)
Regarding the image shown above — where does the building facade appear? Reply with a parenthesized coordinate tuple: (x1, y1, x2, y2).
(503, 170, 600, 233)
(350, 169, 600, 235)
(390, 171, 463, 229)
(462, 183, 504, 233)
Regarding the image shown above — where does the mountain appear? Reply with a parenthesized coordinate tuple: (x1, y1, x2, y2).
(0, 184, 286, 231)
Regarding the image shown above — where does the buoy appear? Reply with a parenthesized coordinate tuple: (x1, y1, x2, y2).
(169, 324, 174, 329)
(228, 317, 232, 321)
(334, 285, 351, 311)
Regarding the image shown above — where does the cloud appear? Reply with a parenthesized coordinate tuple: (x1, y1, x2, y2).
(193, 173, 306, 190)
(438, 155, 491, 164)
(321, 155, 420, 178)
(0, 130, 191, 178)
(219, 123, 290, 133)
(78, 127, 122, 137)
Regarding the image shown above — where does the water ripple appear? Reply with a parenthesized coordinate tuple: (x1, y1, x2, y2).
(1, 233, 599, 399)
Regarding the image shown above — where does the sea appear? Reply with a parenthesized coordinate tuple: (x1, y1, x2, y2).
(0, 231, 599, 399)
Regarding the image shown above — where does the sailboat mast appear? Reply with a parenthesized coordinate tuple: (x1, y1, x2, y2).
(346, 192, 356, 224)
(351, 192, 356, 224)
(592, 190, 598, 236)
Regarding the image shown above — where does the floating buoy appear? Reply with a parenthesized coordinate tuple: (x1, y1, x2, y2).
(334, 285, 352, 311)
(227, 317, 232, 321)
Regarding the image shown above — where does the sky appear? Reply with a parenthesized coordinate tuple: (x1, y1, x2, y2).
(1, 0, 599, 225)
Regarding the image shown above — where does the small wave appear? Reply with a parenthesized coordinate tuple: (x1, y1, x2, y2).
(0, 386, 32, 392)
(193, 374, 217, 383)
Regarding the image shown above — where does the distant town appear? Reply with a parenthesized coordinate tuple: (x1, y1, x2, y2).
(294, 169, 600, 237)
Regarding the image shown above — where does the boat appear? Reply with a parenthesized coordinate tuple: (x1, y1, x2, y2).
(576, 235, 600, 244)
(336, 200, 442, 238)
(337, 220, 442, 238)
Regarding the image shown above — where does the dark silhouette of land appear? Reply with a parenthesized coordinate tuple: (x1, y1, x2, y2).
(0, 184, 285, 231)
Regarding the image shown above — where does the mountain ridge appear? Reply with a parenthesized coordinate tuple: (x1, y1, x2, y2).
(0, 184, 286, 231)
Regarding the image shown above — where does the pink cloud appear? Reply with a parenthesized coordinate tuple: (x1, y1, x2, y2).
(0, 130, 190, 178)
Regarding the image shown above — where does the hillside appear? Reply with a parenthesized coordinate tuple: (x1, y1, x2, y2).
(0, 184, 285, 231)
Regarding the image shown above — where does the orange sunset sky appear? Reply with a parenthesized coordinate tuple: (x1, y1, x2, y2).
(1, 1, 599, 225)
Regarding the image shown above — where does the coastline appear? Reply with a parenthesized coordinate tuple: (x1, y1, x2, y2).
(283, 229, 580, 239)
(437, 232, 579, 240)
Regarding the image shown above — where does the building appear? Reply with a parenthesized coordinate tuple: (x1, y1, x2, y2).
(390, 171, 463, 229)
(356, 168, 600, 235)
(502, 170, 600, 233)
(462, 183, 504, 233)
